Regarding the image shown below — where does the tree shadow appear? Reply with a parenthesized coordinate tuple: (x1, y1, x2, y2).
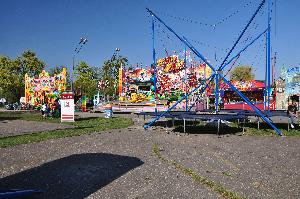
(0, 153, 144, 199)
(74, 117, 110, 122)
(0, 112, 22, 122)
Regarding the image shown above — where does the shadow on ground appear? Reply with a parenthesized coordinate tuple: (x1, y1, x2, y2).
(0, 112, 22, 122)
(0, 153, 144, 199)
(149, 120, 242, 135)
(0, 116, 21, 122)
(173, 124, 242, 135)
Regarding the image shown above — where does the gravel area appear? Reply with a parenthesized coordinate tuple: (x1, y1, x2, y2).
(0, 113, 299, 198)
(0, 120, 74, 138)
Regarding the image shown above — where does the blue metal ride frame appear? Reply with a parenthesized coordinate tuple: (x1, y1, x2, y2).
(215, 73, 219, 112)
(216, 0, 265, 114)
(187, 79, 213, 112)
(143, 74, 215, 129)
(264, 33, 268, 111)
(267, 0, 271, 114)
(187, 29, 267, 112)
(219, 74, 281, 135)
(219, 0, 266, 69)
(0, 189, 43, 198)
(152, 14, 157, 114)
(220, 29, 268, 71)
(145, 0, 282, 135)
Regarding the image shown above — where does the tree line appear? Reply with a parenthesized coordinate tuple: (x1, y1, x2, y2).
(0, 50, 254, 103)
(0, 50, 128, 103)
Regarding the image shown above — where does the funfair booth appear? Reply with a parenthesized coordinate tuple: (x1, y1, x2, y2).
(119, 55, 212, 103)
(220, 80, 275, 110)
(25, 68, 67, 107)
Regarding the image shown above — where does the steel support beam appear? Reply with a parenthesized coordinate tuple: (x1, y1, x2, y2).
(144, 74, 215, 129)
(219, 0, 266, 69)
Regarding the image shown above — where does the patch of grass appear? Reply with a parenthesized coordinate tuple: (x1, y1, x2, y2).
(0, 111, 60, 123)
(222, 171, 233, 177)
(152, 144, 244, 199)
(243, 127, 299, 137)
(229, 121, 300, 137)
(0, 116, 133, 148)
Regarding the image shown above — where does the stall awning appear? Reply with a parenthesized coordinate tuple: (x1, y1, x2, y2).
(220, 80, 265, 91)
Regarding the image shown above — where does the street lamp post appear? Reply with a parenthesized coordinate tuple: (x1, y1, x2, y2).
(112, 48, 120, 100)
(71, 37, 88, 93)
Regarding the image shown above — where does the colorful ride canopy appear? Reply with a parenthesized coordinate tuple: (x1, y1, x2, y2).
(121, 55, 212, 101)
(25, 68, 67, 106)
(220, 80, 265, 91)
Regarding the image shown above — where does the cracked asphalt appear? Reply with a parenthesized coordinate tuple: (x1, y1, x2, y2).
(0, 113, 299, 199)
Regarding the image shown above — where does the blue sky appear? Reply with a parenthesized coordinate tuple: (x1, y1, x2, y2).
(0, 0, 299, 80)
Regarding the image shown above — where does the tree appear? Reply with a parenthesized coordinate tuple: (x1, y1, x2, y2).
(49, 66, 72, 90)
(230, 65, 255, 81)
(49, 66, 64, 76)
(0, 56, 21, 102)
(0, 50, 45, 102)
(100, 54, 128, 97)
(74, 62, 98, 99)
(15, 50, 45, 77)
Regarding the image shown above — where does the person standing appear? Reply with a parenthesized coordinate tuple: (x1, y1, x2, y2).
(287, 101, 298, 128)
(41, 103, 47, 118)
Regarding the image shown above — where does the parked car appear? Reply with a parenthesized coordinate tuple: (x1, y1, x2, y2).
(5, 102, 20, 110)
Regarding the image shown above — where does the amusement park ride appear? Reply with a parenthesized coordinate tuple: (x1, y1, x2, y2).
(143, 0, 284, 136)
(1, 1, 289, 198)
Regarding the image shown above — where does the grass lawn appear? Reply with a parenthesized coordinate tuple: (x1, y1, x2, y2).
(0, 111, 133, 148)
(240, 123, 299, 137)
(0, 111, 61, 123)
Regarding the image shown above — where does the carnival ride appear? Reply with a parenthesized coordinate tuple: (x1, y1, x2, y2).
(220, 80, 276, 110)
(25, 68, 67, 107)
(2, 70, 67, 199)
(143, 0, 284, 136)
(118, 61, 212, 104)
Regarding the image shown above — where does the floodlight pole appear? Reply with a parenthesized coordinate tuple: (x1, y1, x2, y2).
(71, 55, 75, 93)
(184, 45, 188, 111)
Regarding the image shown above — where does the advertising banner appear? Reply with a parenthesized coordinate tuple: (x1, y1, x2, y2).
(81, 95, 86, 112)
(118, 67, 123, 94)
(61, 93, 74, 122)
(285, 66, 300, 97)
